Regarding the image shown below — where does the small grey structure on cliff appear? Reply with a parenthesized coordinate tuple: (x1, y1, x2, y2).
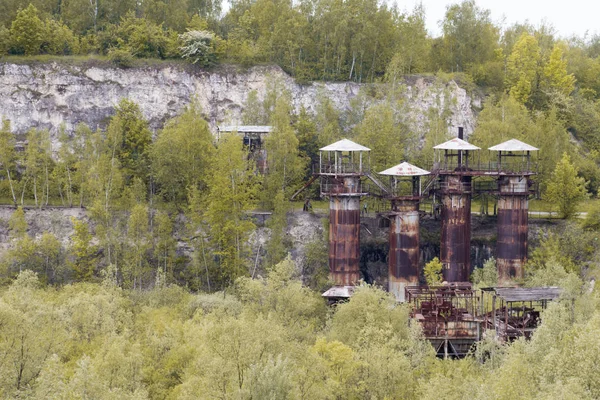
(0, 62, 477, 140)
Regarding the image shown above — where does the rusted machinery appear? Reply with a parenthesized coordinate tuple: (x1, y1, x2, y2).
(406, 284, 481, 358)
(379, 162, 430, 301)
(432, 135, 481, 282)
(480, 287, 560, 341)
(318, 139, 370, 299)
(488, 140, 538, 284)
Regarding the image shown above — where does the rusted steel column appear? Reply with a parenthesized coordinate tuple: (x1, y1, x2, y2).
(497, 176, 529, 284)
(389, 200, 420, 302)
(329, 176, 361, 286)
(440, 175, 472, 282)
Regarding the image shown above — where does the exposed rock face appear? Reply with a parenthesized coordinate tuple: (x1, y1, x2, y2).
(0, 62, 477, 141)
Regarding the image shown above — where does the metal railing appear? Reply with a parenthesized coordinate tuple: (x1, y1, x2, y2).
(320, 181, 370, 195)
(316, 162, 370, 175)
(433, 160, 538, 175)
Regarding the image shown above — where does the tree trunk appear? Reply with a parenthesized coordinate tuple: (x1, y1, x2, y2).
(6, 168, 16, 206)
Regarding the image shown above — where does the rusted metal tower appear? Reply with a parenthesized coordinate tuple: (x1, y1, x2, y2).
(379, 162, 430, 302)
(318, 139, 370, 299)
(433, 135, 481, 282)
(488, 139, 538, 284)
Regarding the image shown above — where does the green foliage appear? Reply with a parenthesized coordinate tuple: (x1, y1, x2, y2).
(108, 99, 153, 186)
(42, 19, 80, 55)
(70, 217, 97, 281)
(8, 206, 27, 239)
(543, 42, 576, 97)
(0, 120, 18, 206)
(471, 257, 498, 288)
(354, 101, 412, 172)
(9, 4, 44, 55)
(108, 47, 135, 67)
(205, 132, 257, 286)
(151, 100, 215, 205)
(424, 257, 443, 286)
(546, 153, 589, 218)
(506, 33, 541, 105)
(438, 0, 499, 73)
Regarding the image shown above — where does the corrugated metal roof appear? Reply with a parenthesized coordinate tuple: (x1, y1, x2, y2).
(482, 287, 561, 302)
(322, 285, 356, 298)
(488, 139, 539, 152)
(218, 125, 273, 133)
(320, 139, 370, 152)
(379, 162, 430, 176)
(433, 138, 481, 151)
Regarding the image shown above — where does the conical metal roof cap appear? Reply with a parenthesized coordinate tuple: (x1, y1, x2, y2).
(433, 138, 480, 150)
(488, 139, 539, 152)
(320, 138, 370, 152)
(379, 162, 430, 176)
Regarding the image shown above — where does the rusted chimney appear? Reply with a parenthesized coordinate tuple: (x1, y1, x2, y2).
(433, 137, 480, 282)
(488, 139, 538, 284)
(318, 139, 370, 298)
(379, 162, 430, 301)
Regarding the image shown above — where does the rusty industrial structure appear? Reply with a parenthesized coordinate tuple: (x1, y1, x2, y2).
(480, 287, 560, 340)
(289, 131, 554, 356)
(431, 131, 481, 282)
(406, 284, 481, 357)
(317, 139, 370, 299)
(379, 162, 429, 302)
(488, 140, 538, 284)
(217, 125, 272, 173)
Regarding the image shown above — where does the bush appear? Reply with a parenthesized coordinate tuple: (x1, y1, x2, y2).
(108, 47, 134, 68)
(41, 20, 80, 55)
(0, 26, 9, 55)
(179, 30, 218, 67)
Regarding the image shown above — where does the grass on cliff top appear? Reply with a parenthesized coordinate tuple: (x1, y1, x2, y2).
(0, 54, 199, 71)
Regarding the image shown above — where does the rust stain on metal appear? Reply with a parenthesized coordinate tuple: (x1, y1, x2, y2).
(389, 200, 420, 301)
(440, 175, 472, 282)
(328, 178, 361, 286)
(497, 178, 529, 283)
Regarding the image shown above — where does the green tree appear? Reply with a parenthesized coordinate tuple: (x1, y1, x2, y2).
(263, 93, 303, 206)
(471, 257, 498, 288)
(354, 102, 409, 172)
(153, 210, 176, 280)
(8, 206, 27, 240)
(385, 4, 429, 78)
(9, 4, 44, 55)
(205, 132, 257, 286)
(107, 99, 152, 187)
(70, 217, 97, 281)
(124, 203, 151, 289)
(424, 257, 442, 286)
(41, 19, 80, 55)
(545, 153, 589, 218)
(542, 42, 576, 97)
(151, 100, 215, 205)
(0, 120, 18, 206)
(438, 0, 499, 72)
(505, 33, 541, 105)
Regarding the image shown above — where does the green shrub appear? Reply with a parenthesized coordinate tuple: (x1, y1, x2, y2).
(108, 47, 134, 68)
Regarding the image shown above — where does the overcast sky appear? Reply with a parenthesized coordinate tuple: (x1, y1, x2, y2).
(399, 0, 598, 39)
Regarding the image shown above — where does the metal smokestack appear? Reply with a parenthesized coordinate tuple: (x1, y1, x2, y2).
(458, 127, 464, 165)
